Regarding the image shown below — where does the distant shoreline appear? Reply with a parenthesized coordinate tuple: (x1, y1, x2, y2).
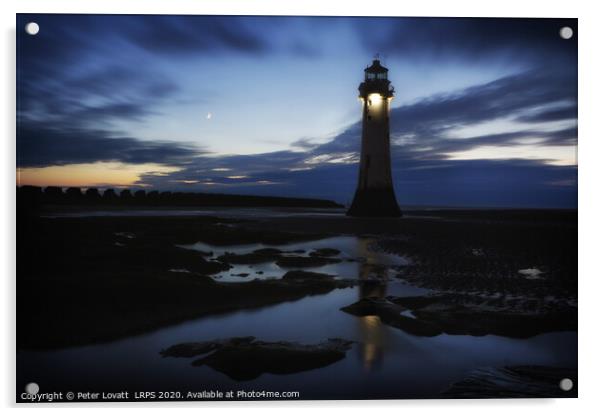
(17, 185, 343, 209)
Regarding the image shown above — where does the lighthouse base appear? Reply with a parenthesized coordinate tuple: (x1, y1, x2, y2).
(346, 187, 402, 218)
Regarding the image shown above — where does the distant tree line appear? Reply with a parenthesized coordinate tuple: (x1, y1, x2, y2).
(17, 185, 343, 209)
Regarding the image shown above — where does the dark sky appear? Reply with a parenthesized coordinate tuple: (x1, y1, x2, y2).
(16, 15, 577, 208)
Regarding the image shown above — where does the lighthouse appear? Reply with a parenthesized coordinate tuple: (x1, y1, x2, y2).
(347, 59, 402, 217)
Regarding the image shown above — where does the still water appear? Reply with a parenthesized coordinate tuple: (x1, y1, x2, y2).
(17, 236, 577, 399)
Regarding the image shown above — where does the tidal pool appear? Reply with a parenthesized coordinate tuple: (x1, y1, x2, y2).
(177, 236, 412, 284)
(17, 235, 576, 399)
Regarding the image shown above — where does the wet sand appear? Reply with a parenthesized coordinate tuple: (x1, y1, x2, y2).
(18, 214, 351, 349)
(18, 208, 576, 350)
(17, 207, 576, 399)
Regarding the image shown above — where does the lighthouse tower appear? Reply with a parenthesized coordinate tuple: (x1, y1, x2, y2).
(347, 59, 402, 217)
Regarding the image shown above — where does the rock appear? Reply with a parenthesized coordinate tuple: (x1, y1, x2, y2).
(191, 258, 232, 275)
(217, 248, 343, 268)
(161, 336, 256, 358)
(216, 250, 281, 264)
(231, 273, 250, 277)
(252, 248, 283, 255)
(161, 337, 353, 381)
(282, 270, 335, 281)
(309, 248, 341, 257)
(161, 247, 231, 276)
(392, 294, 577, 337)
(341, 297, 442, 337)
(276, 256, 341, 268)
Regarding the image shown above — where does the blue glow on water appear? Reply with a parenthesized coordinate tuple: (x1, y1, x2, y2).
(17, 234, 576, 398)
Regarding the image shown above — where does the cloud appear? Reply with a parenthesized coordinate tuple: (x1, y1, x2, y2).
(17, 122, 201, 167)
(16, 15, 577, 208)
(517, 106, 577, 123)
(123, 15, 270, 56)
(17, 14, 272, 138)
(316, 68, 577, 159)
(140, 155, 576, 208)
(16, 63, 190, 168)
(18, 62, 180, 126)
(135, 67, 577, 207)
(355, 17, 577, 64)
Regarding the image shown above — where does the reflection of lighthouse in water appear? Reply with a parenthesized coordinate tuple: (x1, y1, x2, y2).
(354, 238, 390, 371)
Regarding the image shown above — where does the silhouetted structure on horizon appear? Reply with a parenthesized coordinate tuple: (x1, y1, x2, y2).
(17, 185, 343, 211)
(347, 59, 402, 217)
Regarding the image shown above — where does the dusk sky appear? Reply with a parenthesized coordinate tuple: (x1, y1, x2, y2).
(16, 14, 577, 208)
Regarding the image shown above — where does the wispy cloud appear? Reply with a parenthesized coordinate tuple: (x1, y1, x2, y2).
(136, 67, 577, 207)
(16, 15, 577, 207)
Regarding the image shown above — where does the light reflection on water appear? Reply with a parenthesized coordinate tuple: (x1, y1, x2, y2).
(178, 236, 411, 284)
(17, 235, 577, 399)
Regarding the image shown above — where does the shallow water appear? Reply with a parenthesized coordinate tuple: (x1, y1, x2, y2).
(178, 236, 411, 284)
(17, 235, 577, 399)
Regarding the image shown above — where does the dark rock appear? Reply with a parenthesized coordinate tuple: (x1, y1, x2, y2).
(161, 336, 255, 358)
(388, 294, 577, 338)
(341, 297, 442, 337)
(161, 337, 353, 381)
(375, 213, 576, 299)
(309, 248, 341, 257)
(276, 256, 341, 268)
(16, 216, 346, 349)
(342, 293, 577, 338)
(252, 248, 283, 255)
(188, 258, 231, 275)
(217, 250, 281, 265)
(282, 270, 335, 281)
